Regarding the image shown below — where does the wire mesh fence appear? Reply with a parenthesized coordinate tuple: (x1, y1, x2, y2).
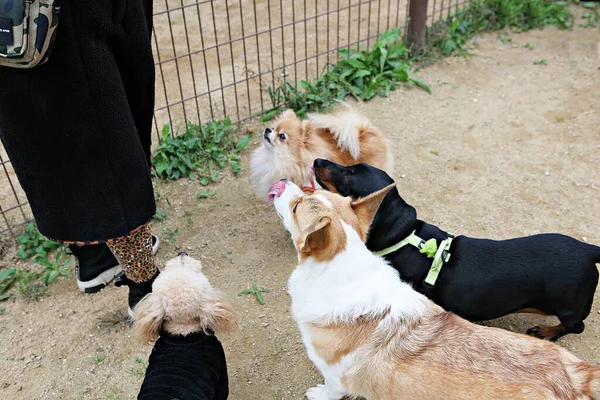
(0, 0, 470, 241)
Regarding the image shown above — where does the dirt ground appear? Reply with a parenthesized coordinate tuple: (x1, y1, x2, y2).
(1, 26, 599, 400)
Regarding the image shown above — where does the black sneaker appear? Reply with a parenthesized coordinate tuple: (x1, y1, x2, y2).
(73, 235, 160, 293)
(114, 269, 160, 318)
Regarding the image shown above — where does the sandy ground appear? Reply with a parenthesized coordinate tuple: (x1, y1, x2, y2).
(0, 26, 599, 400)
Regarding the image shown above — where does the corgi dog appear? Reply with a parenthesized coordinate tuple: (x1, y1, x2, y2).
(269, 179, 600, 400)
(250, 103, 393, 200)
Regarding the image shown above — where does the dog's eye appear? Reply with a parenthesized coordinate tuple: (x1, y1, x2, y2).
(279, 132, 286, 141)
(292, 201, 299, 213)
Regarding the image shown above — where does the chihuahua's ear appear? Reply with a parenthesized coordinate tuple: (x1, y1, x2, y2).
(131, 293, 165, 344)
(351, 183, 396, 236)
(279, 109, 298, 120)
(199, 289, 238, 334)
(297, 216, 331, 254)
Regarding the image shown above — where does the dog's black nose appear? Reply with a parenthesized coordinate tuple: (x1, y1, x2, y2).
(314, 158, 326, 168)
(264, 128, 271, 137)
(178, 251, 188, 257)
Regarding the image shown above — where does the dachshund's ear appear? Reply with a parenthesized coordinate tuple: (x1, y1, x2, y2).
(197, 289, 238, 334)
(131, 293, 165, 344)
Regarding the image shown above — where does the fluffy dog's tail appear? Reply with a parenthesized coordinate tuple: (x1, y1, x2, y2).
(307, 102, 374, 160)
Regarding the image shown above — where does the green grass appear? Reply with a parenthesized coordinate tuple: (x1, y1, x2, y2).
(533, 58, 548, 65)
(152, 119, 251, 183)
(238, 284, 271, 305)
(264, 29, 431, 120)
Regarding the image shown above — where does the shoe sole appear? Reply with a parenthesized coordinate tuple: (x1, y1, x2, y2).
(77, 236, 160, 294)
(78, 265, 123, 293)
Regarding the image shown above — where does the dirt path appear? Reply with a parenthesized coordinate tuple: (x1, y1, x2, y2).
(0, 26, 599, 400)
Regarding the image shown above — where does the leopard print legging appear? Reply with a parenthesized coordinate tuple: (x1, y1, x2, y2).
(106, 222, 157, 283)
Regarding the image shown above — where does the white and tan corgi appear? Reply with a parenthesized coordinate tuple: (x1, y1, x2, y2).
(250, 102, 393, 200)
(269, 179, 600, 400)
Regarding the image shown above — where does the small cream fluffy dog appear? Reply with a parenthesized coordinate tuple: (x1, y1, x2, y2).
(250, 103, 393, 200)
(269, 179, 600, 400)
(131, 253, 236, 399)
(132, 252, 238, 343)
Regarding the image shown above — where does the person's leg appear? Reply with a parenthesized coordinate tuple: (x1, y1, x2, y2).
(0, 0, 159, 305)
(0, 0, 156, 241)
(106, 222, 159, 315)
(70, 235, 160, 293)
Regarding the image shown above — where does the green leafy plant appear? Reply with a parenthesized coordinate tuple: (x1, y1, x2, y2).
(264, 29, 430, 120)
(5, 225, 72, 299)
(154, 207, 168, 223)
(238, 283, 271, 305)
(162, 227, 178, 243)
(14, 268, 47, 301)
(426, 0, 574, 58)
(152, 120, 251, 183)
(498, 34, 512, 43)
(580, 2, 599, 28)
(34, 251, 71, 286)
(197, 190, 216, 199)
(0, 268, 17, 301)
(533, 58, 548, 65)
(184, 211, 194, 226)
(16, 223, 60, 263)
(130, 357, 148, 377)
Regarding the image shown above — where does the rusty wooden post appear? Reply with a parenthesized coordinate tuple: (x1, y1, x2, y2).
(407, 0, 429, 50)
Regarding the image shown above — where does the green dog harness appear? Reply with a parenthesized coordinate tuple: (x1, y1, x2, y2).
(373, 231, 453, 292)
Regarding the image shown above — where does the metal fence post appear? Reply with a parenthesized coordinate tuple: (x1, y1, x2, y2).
(407, 0, 428, 49)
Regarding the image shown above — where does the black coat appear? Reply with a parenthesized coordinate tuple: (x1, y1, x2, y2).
(138, 330, 229, 400)
(0, 0, 156, 242)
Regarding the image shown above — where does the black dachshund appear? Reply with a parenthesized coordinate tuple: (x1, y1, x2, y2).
(313, 158, 600, 341)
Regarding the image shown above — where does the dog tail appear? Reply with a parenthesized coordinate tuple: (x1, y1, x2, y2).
(307, 101, 373, 160)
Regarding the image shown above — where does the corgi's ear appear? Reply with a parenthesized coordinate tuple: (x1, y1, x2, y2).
(131, 293, 165, 344)
(351, 184, 396, 235)
(297, 216, 331, 253)
(280, 109, 298, 120)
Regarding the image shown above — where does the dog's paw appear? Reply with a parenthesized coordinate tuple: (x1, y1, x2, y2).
(526, 325, 559, 341)
(305, 384, 328, 400)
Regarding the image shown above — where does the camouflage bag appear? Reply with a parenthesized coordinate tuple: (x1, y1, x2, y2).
(0, 0, 60, 68)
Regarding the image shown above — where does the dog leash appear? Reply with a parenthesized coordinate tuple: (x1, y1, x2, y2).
(373, 231, 453, 296)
